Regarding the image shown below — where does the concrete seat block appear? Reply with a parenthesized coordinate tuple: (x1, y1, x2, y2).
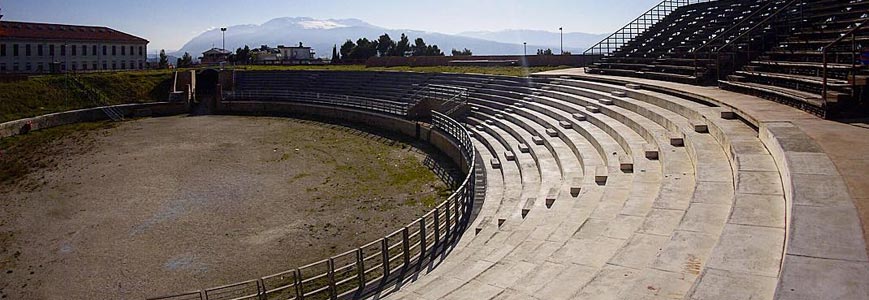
(626, 83, 642, 90)
(587, 106, 601, 113)
(498, 218, 506, 227)
(504, 108, 514, 114)
(504, 151, 516, 161)
(611, 90, 627, 97)
(599, 98, 614, 106)
(485, 119, 495, 125)
(559, 76, 571, 79)
(514, 102, 525, 108)
(619, 155, 634, 173)
(476, 216, 492, 235)
(471, 106, 480, 111)
(469, 131, 475, 138)
(491, 158, 502, 169)
(495, 113, 505, 119)
(532, 136, 545, 145)
(546, 187, 558, 204)
(545, 128, 559, 138)
(644, 144, 660, 160)
(532, 92, 543, 96)
(721, 111, 737, 120)
(595, 166, 608, 185)
(522, 198, 535, 218)
(692, 122, 709, 133)
(475, 125, 485, 131)
(559, 120, 573, 129)
(523, 97, 535, 101)
(670, 134, 685, 147)
(541, 86, 552, 90)
(518, 143, 530, 153)
(570, 186, 581, 197)
(573, 113, 587, 121)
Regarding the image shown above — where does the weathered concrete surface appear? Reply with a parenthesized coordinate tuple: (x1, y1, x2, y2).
(536, 68, 869, 299)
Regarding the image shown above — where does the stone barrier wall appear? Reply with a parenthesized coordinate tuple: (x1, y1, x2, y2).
(0, 102, 188, 139)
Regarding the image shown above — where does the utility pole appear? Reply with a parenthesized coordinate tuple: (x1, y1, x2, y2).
(560, 27, 564, 55)
(221, 27, 227, 50)
(524, 42, 527, 57)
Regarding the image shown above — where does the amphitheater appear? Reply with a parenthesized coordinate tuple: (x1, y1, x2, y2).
(1, 0, 868, 299)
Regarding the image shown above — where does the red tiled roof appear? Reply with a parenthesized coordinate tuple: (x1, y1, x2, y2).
(0, 21, 148, 43)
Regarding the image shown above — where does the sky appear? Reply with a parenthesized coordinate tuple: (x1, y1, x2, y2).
(1, 0, 661, 52)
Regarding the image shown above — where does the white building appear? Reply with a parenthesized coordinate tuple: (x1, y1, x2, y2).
(0, 21, 148, 73)
(277, 43, 315, 61)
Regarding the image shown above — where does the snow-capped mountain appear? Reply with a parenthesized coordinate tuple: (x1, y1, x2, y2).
(172, 17, 602, 58)
(457, 29, 609, 54)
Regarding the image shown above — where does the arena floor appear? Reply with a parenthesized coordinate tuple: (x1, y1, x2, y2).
(0, 115, 453, 299)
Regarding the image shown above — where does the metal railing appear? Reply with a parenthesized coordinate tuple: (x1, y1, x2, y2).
(583, 0, 714, 56)
(225, 90, 411, 116)
(148, 111, 477, 300)
(822, 21, 869, 109)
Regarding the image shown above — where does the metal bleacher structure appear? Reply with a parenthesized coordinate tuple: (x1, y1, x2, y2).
(585, 0, 869, 118)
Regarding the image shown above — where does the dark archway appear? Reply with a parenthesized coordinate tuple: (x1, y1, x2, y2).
(193, 69, 220, 114)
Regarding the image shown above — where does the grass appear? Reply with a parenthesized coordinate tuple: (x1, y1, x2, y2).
(0, 121, 115, 185)
(232, 64, 570, 77)
(0, 70, 174, 123)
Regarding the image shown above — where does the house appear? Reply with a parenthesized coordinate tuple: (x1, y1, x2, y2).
(200, 48, 231, 65)
(277, 42, 315, 61)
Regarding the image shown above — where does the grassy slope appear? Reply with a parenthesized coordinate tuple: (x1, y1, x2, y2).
(0, 71, 174, 123)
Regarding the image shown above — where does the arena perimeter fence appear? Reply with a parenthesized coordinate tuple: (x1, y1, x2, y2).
(148, 111, 477, 300)
(224, 90, 411, 116)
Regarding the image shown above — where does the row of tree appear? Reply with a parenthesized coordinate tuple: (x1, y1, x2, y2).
(333, 33, 447, 62)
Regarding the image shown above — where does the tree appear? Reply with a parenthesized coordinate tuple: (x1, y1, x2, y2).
(376, 33, 396, 57)
(412, 38, 428, 56)
(427, 45, 444, 56)
(350, 38, 378, 60)
(537, 48, 554, 56)
(340, 40, 356, 60)
(331, 44, 340, 63)
(393, 34, 411, 57)
(231, 46, 252, 64)
(158, 49, 168, 68)
(176, 52, 193, 68)
(451, 48, 473, 56)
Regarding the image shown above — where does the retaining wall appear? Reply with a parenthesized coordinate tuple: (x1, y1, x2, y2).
(0, 102, 188, 139)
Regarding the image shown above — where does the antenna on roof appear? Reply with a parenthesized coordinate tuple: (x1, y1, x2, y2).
(1, 7, 5, 21)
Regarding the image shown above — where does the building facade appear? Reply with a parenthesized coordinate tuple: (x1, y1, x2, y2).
(277, 43, 315, 61)
(0, 21, 148, 73)
(200, 48, 231, 65)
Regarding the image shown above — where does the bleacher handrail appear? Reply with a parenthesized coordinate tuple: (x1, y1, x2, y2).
(822, 21, 869, 108)
(583, 0, 715, 56)
(693, 0, 787, 54)
(147, 111, 477, 300)
(713, 0, 800, 53)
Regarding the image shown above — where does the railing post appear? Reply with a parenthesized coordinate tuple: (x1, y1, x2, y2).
(327, 258, 337, 300)
(445, 201, 452, 238)
(381, 238, 391, 278)
(419, 218, 427, 257)
(434, 207, 441, 245)
(823, 49, 829, 107)
(257, 278, 267, 300)
(356, 248, 365, 292)
(294, 268, 304, 300)
(402, 227, 411, 268)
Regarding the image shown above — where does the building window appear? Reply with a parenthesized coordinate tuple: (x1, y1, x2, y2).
(50, 45, 55, 56)
(71, 62, 77, 71)
(25, 63, 32, 71)
(112, 61, 116, 70)
(61, 64, 65, 71)
(121, 61, 126, 69)
(93, 45, 97, 56)
(121, 46, 125, 56)
(25, 44, 31, 56)
(139, 46, 143, 56)
(102, 62, 107, 70)
(61, 45, 66, 56)
(82, 63, 88, 70)
(37, 62, 44, 72)
(37, 45, 43, 56)
(0, 44, 5, 57)
(1, 63, 7, 71)
(130, 46, 134, 56)
(112, 46, 117, 56)
(103, 45, 107, 56)
(139, 61, 143, 69)
(13, 44, 19, 56)
(13, 63, 19, 71)
(82, 45, 87, 56)
(71, 45, 76, 56)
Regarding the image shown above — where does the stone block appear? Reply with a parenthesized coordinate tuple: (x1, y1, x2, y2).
(522, 198, 535, 218)
(611, 90, 627, 97)
(485, 119, 495, 125)
(644, 144, 659, 160)
(504, 108, 514, 114)
(595, 166, 608, 185)
(619, 155, 634, 173)
(625, 83, 642, 90)
(559, 120, 573, 129)
(670, 134, 685, 147)
(518, 143, 530, 153)
(491, 158, 502, 169)
(514, 102, 525, 108)
(504, 151, 516, 161)
(587, 106, 601, 113)
(599, 98, 614, 106)
(720, 111, 737, 120)
(573, 113, 587, 121)
(546, 128, 559, 137)
(532, 135, 545, 145)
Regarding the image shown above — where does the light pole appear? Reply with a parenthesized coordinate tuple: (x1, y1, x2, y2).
(524, 42, 527, 57)
(559, 27, 564, 55)
(221, 27, 227, 51)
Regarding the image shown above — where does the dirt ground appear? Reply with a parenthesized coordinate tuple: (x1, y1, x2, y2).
(0, 115, 455, 299)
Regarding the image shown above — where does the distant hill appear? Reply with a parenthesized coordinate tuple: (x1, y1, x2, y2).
(171, 17, 585, 58)
(457, 29, 609, 54)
